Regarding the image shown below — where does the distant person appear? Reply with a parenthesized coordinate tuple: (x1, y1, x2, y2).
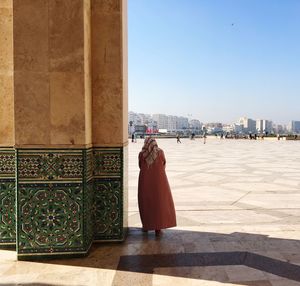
(176, 134, 181, 143)
(254, 134, 257, 140)
(138, 137, 177, 236)
(203, 132, 207, 144)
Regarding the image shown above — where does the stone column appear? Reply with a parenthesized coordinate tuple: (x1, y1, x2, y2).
(13, 0, 93, 259)
(91, 0, 128, 241)
(0, 0, 15, 247)
(0, 0, 128, 259)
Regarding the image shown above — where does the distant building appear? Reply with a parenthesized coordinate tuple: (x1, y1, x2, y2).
(256, 119, 273, 134)
(223, 124, 240, 134)
(256, 119, 263, 133)
(152, 114, 168, 129)
(128, 111, 140, 125)
(177, 116, 189, 129)
(189, 119, 202, 130)
(204, 123, 223, 134)
(138, 113, 151, 125)
(238, 117, 256, 133)
(274, 124, 285, 134)
(167, 115, 178, 132)
(289, 121, 300, 134)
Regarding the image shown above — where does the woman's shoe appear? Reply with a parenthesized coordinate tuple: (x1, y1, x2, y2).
(155, 230, 161, 236)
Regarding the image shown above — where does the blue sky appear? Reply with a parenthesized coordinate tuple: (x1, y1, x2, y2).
(128, 0, 300, 124)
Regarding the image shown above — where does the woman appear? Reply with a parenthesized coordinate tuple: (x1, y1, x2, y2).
(138, 137, 176, 236)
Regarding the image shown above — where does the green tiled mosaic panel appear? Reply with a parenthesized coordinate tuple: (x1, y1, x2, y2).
(17, 149, 87, 257)
(93, 147, 124, 241)
(11, 146, 126, 258)
(0, 179, 15, 244)
(18, 150, 83, 181)
(93, 148, 122, 178)
(94, 178, 123, 240)
(17, 183, 85, 255)
(0, 148, 16, 246)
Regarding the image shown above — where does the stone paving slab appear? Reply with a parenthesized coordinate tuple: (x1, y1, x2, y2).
(1, 139, 300, 285)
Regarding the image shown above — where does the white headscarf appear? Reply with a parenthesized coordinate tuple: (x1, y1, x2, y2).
(141, 137, 160, 167)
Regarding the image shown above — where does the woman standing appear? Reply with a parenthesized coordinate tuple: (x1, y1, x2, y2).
(138, 137, 176, 236)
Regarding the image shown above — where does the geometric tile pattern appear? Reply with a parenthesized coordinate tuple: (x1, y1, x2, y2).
(93, 148, 122, 178)
(16, 149, 86, 258)
(84, 180, 94, 249)
(13, 147, 125, 259)
(94, 179, 123, 240)
(93, 148, 124, 240)
(0, 148, 16, 246)
(17, 183, 84, 255)
(0, 179, 16, 245)
(0, 150, 15, 178)
(18, 150, 83, 181)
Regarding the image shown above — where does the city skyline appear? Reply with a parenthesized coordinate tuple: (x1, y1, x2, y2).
(129, 111, 300, 134)
(129, 0, 300, 125)
(129, 110, 299, 127)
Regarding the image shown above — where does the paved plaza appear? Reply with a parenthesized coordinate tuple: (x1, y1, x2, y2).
(1, 138, 300, 285)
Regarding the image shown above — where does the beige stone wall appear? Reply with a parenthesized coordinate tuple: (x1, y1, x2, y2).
(0, 0, 14, 146)
(92, 0, 128, 146)
(4, 0, 127, 148)
(13, 0, 91, 147)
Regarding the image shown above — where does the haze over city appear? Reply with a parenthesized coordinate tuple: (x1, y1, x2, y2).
(129, 0, 300, 125)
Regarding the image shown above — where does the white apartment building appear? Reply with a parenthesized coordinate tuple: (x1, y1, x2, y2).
(152, 114, 168, 129)
(288, 121, 300, 133)
(177, 116, 189, 129)
(256, 119, 273, 134)
(238, 117, 256, 133)
(128, 111, 139, 125)
(167, 116, 178, 132)
(138, 113, 151, 125)
(223, 124, 240, 133)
